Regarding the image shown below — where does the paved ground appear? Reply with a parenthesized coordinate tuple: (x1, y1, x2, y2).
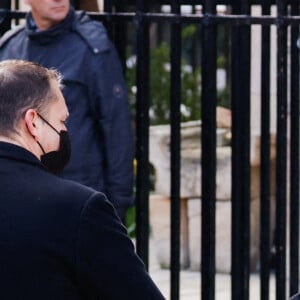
(148, 240, 277, 300)
(150, 268, 276, 300)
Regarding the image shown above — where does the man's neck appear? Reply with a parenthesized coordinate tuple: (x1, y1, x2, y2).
(0, 135, 40, 160)
(0, 135, 21, 146)
(30, 17, 57, 31)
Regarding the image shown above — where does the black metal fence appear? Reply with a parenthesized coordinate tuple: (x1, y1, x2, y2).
(0, 1, 300, 299)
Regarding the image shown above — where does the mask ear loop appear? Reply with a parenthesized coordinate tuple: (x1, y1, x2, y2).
(36, 112, 61, 155)
(37, 112, 60, 135)
(36, 141, 46, 154)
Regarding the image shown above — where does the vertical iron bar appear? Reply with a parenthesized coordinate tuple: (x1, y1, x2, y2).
(15, 0, 19, 25)
(201, 1, 217, 300)
(71, 0, 80, 10)
(170, 1, 181, 300)
(114, 3, 128, 74)
(102, 0, 113, 38)
(135, 0, 150, 269)
(275, 0, 288, 299)
(0, 0, 11, 36)
(0, 0, 11, 10)
(231, 1, 251, 300)
(289, 2, 300, 297)
(260, 1, 272, 300)
(103, 0, 112, 12)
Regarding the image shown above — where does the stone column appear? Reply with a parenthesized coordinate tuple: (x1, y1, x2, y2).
(251, 5, 277, 134)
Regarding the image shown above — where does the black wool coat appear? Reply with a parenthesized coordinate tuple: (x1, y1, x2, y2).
(0, 142, 164, 300)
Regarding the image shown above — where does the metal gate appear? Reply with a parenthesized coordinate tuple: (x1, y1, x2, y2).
(0, 1, 300, 299)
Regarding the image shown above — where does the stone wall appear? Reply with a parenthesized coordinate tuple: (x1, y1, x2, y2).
(149, 120, 276, 273)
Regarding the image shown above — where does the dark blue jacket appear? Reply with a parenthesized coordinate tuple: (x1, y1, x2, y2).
(0, 142, 164, 299)
(0, 8, 134, 218)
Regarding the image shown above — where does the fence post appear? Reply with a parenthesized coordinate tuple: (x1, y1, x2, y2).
(135, 0, 150, 269)
(289, 1, 300, 297)
(170, 2, 181, 300)
(275, 0, 288, 299)
(201, 1, 217, 300)
(231, 1, 251, 299)
(260, 1, 272, 300)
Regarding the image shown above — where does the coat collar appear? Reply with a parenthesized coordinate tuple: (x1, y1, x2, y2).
(25, 7, 76, 44)
(0, 141, 45, 170)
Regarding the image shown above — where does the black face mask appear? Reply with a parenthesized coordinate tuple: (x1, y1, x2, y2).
(36, 113, 71, 175)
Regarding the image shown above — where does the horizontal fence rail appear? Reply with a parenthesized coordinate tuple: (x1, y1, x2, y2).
(1, 1, 300, 300)
(2, 10, 300, 24)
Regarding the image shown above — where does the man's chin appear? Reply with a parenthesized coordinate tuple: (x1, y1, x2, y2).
(49, 13, 68, 25)
(51, 6, 69, 19)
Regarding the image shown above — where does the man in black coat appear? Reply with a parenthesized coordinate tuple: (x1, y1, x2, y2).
(0, 59, 165, 299)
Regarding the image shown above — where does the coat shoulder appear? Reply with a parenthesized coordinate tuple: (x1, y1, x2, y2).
(0, 25, 25, 48)
(74, 11, 111, 54)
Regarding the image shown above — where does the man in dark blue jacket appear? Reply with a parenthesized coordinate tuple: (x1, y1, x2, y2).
(0, 59, 164, 299)
(0, 0, 134, 219)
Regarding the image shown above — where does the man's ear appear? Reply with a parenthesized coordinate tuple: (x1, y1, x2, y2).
(24, 109, 39, 141)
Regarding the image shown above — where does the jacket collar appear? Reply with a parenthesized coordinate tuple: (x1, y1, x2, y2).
(0, 141, 45, 170)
